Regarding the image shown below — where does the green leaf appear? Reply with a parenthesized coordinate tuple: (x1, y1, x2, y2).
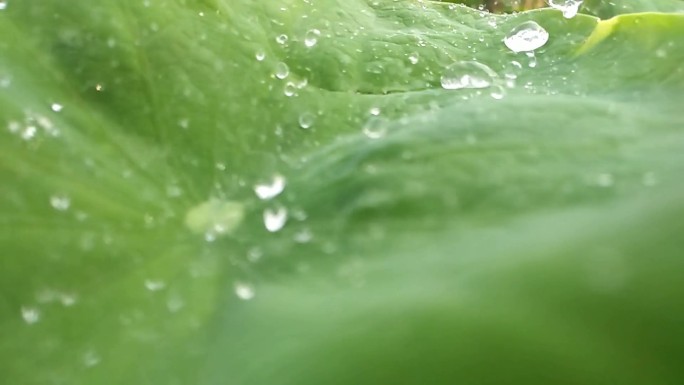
(1, 1, 683, 384)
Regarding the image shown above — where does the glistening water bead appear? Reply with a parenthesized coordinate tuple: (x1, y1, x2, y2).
(548, 0, 584, 19)
(440, 61, 498, 90)
(304, 29, 320, 47)
(503, 21, 549, 53)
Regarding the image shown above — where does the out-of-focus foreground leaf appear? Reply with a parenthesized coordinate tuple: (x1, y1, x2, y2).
(1, 0, 683, 384)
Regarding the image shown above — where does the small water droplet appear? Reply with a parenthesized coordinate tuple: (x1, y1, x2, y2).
(304, 29, 320, 47)
(275, 34, 288, 45)
(596, 173, 614, 187)
(264, 207, 287, 232)
(254, 174, 286, 200)
(95, 84, 104, 92)
(255, 49, 266, 61)
(440, 61, 497, 90)
(51, 103, 63, 112)
(298, 112, 315, 129)
(362, 117, 388, 139)
(234, 282, 255, 300)
(490, 85, 506, 100)
(503, 60, 523, 79)
(504, 21, 549, 53)
(274, 62, 289, 79)
(526, 52, 538, 68)
(50, 195, 71, 211)
(0, 1, 8, 10)
(548, 0, 583, 19)
(369, 107, 381, 116)
(83, 350, 101, 368)
(283, 82, 297, 97)
(408, 52, 419, 64)
(144, 279, 166, 292)
(21, 306, 40, 324)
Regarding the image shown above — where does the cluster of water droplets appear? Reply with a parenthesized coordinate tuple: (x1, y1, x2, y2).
(7, 107, 62, 141)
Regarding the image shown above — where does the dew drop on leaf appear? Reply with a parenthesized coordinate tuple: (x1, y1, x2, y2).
(0, 0, 7, 11)
(283, 82, 296, 97)
(234, 282, 255, 300)
(298, 112, 315, 129)
(274, 62, 289, 79)
(363, 117, 388, 139)
(254, 174, 286, 200)
(304, 29, 320, 47)
(548, 0, 583, 19)
(440, 61, 497, 90)
(51, 103, 63, 112)
(275, 34, 288, 45)
(263, 207, 287, 232)
(255, 49, 266, 61)
(408, 52, 419, 64)
(50, 194, 71, 211)
(21, 306, 40, 325)
(504, 21, 549, 53)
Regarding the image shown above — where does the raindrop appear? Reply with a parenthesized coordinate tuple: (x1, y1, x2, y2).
(83, 350, 101, 368)
(440, 61, 497, 90)
(503, 21, 549, 53)
(369, 107, 381, 116)
(255, 49, 266, 61)
(304, 29, 320, 47)
(526, 52, 538, 68)
(254, 174, 286, 200)
(21, 306, 40, 324)
(50, 194, 71, 211)
(283, 82, 297, 97)
(264, 207, 287, 232)
(275, 34, 288, 45)
(234, 282, 255, 300)
(503, 60, 523, 79)
(274, 62, 289, 79)
(95, 84, 104, 92)
(0, 1, 7, 10)
(362, 117, 388, 139)
(548, 0, 583, 19)
(144, 279, 166, 292)
(298, 112, 315, 129)
(490, 85, 506, 100)
(408, 52, 419, 64)
(51, 103, 63, 112)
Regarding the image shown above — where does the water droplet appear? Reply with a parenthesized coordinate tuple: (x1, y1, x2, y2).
(0, 1, 7, 10)
(144, 279, 166, 292)
(503, 60, 523, 79)
(283, 82, 297, 97)
(304, 29, 320, 47)
(503, 21, 549, 53)
(294, 228, 313, 243)
(298, 112, 315, 129)
(255, 49, 266, 61)
(254, 174, 286, 200)
(490, 85, 506, 100)
(264, 207, 287, 232)
(548, 0, 583, 19)
(440, 61, 497, 90)
(21, 306, 40, 324)
(20, 125, 37, 140)
(95, 84, 104, 92)
(51, 103, 63, 112)
(525, 52, 537, 68)
(362, 117, 388, 139)
(596, 173, 614, 187)
(275, 34, 288, 45)
(274, 62, 289, 79)
(369, 107, 381, 116)
(408, 52, 419, 64)
(50, 194, 71, 211)
(83, 350, 101, 368)
(234, 282, 255, 300)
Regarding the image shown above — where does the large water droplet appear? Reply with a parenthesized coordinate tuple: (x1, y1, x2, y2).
(440, 61, 497, 90)
(274, 62, 289, 79)
(254, 174, 286, 200)
(304, 29, 320, 47)
(503, 21, 549, 53)
(298, 112, 315, 129)
(548, 0, 583, 18)
(264, 207, 287, 232)
(234, 282, 255, 300)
